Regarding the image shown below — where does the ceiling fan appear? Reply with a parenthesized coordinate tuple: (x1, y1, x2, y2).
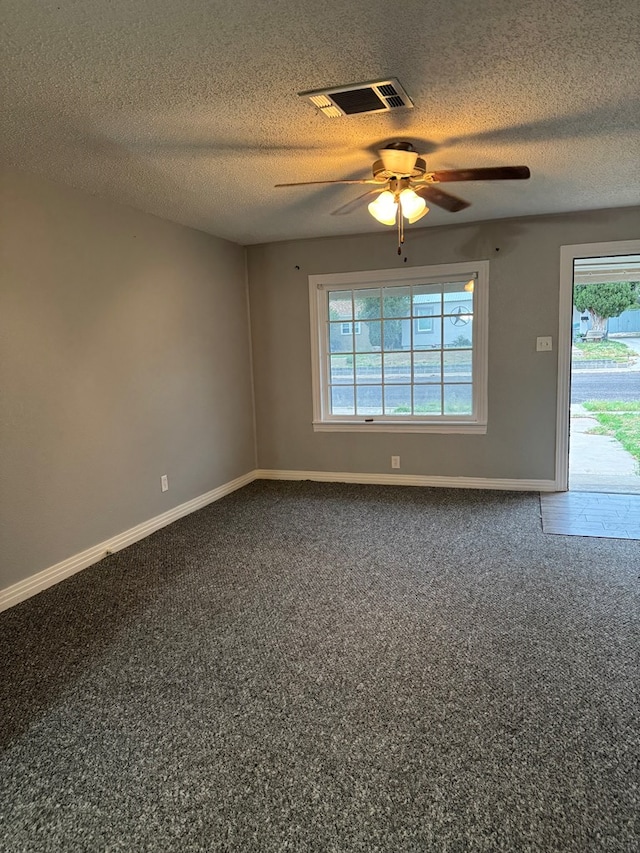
(275, 141, 530, 252)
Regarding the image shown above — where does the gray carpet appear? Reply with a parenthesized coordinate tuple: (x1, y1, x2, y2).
(1, 480, 639, 852)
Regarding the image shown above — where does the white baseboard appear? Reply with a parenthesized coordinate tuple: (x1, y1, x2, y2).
(1, 467, 556, 613)
(0, 471, 257, 613)
(255, 468, 557, 492)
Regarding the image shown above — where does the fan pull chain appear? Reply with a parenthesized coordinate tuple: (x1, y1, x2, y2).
(396, 196, 405, 254)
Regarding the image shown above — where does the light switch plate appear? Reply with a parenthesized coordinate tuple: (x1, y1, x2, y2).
(536, 336, 553, 351)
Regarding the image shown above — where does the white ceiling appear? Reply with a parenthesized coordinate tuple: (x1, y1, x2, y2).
(3, 0, 639, 245)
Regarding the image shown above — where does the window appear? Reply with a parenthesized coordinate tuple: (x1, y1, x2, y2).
(309, 262, 488, 433)
(415, 305, 435, 334)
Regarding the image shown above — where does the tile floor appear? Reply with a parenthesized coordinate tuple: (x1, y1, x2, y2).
(540, 491, 640, 540)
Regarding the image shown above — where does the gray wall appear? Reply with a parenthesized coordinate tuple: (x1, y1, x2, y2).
(247, 207, 640, 480)
(1, 168, 256, 589)
(2, 168, 638, 594)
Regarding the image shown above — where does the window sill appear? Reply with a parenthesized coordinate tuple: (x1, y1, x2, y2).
(312, 420, 487, 434)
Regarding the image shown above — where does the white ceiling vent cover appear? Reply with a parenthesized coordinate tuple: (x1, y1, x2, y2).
(299, 79, 414, 118)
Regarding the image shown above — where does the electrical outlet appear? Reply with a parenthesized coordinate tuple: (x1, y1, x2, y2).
(536, 336, 553, 352)
(391, 456, 400, 469)
(161, 474, 169, 492)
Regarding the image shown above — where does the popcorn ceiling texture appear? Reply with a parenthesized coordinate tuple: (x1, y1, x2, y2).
(2, 0, 639, 244)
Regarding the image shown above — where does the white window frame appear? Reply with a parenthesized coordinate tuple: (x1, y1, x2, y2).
(309, 261, 489, 434)
(340, 321, 361, 335)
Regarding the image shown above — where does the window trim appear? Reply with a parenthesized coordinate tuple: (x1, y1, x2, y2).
(309, 262, 489, 434)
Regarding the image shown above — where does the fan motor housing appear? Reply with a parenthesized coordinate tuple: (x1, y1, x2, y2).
(372, 156, 427, 181)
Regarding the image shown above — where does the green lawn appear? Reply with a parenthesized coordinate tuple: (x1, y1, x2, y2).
(573, 340, 637, 362)
(583, 401, 640, 465)
(393, 401, 471, 414)
(332, 350, 470, 369)
(582, 400, 640, 412)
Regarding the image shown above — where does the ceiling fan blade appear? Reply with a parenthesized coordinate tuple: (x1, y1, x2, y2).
(331, 189, 383, 216)
(415, 185, 470, 213)
(275, 178, 377, 187)
(431, 166, 531, 182)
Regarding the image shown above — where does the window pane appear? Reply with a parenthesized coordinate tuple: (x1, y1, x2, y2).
(329, 322, 353, 353)
(414, 350, 441, 383)
(385, 385, 412, 415)
(356, 385, 382, 416)
(444, 384, 472, 415)
(416, 319, 432, 333)
(383, 286, 411, 318)
(356, 321, 380, 352)
(413, 284, 442, 316)
(331, 385, 354, 415)
(382, 319, 406, 351)
(414, 317, 441, 350)
(328, 291, 353, 321)
(330, 354, 353, 384)
(414, 308, 437, 344)
(383, 352, 411, 384)
(355, 353, 381, 384)
(444, 291, 473, 320)
(444, 316, 473, 349)
(443, 280, 473, 303)
(354, 288, 381, 320)
(414, 384, 442, 415)
(444, 299, 473, 317)
(415, 310, 435, 333)
(443, 351, 472, 383)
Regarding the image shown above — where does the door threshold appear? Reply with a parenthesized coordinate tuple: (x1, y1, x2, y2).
(540, 491, 640, 540)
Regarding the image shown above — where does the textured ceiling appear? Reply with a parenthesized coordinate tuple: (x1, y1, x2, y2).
(2, 0, 639, 244)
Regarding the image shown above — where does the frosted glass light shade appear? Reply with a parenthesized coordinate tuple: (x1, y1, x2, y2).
(399, 188, 428, 223)
(368, 191, 398, 226)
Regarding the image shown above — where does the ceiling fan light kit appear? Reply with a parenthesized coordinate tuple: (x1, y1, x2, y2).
(367, 191, 397, 226)
(400, 189, 428, 223)
(368, 183, 428, 225)
(276, 140, 530, 254)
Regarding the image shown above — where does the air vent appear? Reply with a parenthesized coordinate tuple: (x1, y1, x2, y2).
(299, 79, 413, 118)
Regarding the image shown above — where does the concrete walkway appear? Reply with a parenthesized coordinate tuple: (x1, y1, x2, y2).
(619, 335, 640, 359)
(569, 335, 640, 494)
(570, 403, 640, 494)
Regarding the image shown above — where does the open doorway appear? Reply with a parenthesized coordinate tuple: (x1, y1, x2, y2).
(556, 240, 640, 494)
(568, 254, 640, 494)
(542, 242, 640, 540)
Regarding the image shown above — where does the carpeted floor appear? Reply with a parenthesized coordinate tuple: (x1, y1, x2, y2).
(1, 480, 639, 852)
